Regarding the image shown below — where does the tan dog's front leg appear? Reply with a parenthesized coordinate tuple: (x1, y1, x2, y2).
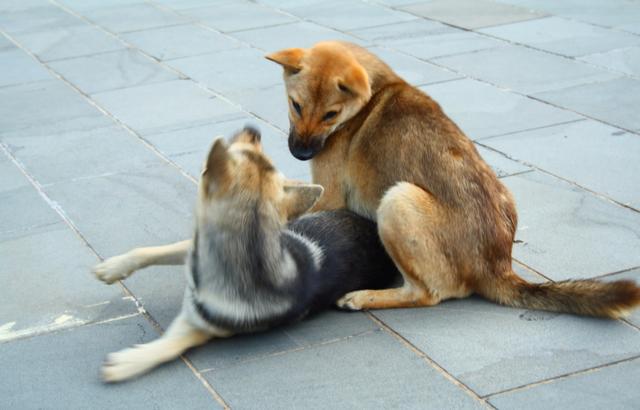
(339, 182, 459, 310)
(93, 239, 192, 284)
(337, 283, 438, 310)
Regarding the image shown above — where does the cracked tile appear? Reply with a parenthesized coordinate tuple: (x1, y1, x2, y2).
(503, 171, 640, 279)
(49, 49, 177, 94)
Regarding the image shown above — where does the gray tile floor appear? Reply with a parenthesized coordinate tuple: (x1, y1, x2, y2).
(1, 0, 639, 408)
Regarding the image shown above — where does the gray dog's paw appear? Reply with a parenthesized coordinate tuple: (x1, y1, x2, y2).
(92, 254, 137, 284)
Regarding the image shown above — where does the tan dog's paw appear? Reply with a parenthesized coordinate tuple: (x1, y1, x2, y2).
(101, 345, 157, 383)
(92, 254, 137, 284)
(336, 291, 366, 311)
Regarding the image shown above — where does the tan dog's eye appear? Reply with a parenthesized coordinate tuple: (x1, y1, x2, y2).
(290, 98, 302, 116)
(323, 111, 339, 121)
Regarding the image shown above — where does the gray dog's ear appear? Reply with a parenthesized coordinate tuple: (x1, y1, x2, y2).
(281, 183, 324, 220)
(202, 138, 230, 187)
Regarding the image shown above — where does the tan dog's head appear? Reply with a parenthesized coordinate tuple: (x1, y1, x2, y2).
(266, 42, 372, 160)
(199, 126, 324, 224)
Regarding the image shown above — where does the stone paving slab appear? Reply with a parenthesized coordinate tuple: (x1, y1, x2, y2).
(366, 46, 461, 86)
(0, 80, 112, 138)
(488, 358, 640, 410)
(188, 311, 382, 371)
(153, 0, 236, 10)
(181, 2, 296, 33)
(43, 163, 196, 257)
(288, 0, 416, 32)
(2, 125, 159, 186)
(167, 47, 282, 98)
(91, 79, 243, 135)
(503, 171, 640, 280)
(58, 0, 147, 12)
(82, 3, 191, 34)
(434, 45, 619, 94)
(0, 154, 30, 192)
(1, 223, 137, 342)
(387, 29, 503, 60)
(231, 84, 290, 132)
(0, 185, 62, 239)
(9, 25, 126, 62)
(202, 330, 484, 409)
(499, 0, 640, 29)
(348, 18, 448, 44)
(0, 316, 222, 410)
(375, 298, 640, 396)
(0, 48, 52, 87)
(578, 46, 640, 78)
(0, 4, 84, 35)
(482, 119, 640, 209)
(122, 23, 243, 61)
(480, 16, 640, 58)
(230, 21, 368, 52)
(400, 0, 546, 30)
(534, 77, 640, 132)
(475, 145, 531, 178)
(49, 49, 177, 94)
(420, 78, 581, 140)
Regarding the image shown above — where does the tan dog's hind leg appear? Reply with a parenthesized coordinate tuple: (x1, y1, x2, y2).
(338, 182, 465, 310)
(93, 239, 192, 284)
(102, 313, 227, 383)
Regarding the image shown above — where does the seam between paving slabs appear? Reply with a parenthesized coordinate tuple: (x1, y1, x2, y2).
(474, 118, 587, 141)
(198, 328, 379, 374)
(366, 312, 496, 409)
(482, 354, 640, 400)
(1, 30, 232, 410)
(476, 141, 640, 214)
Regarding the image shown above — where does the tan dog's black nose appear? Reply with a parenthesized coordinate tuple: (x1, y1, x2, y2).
(288, 133, 323, 161)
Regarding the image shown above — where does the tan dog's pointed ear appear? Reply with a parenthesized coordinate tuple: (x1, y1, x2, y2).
(338, 64, 371, 101)
(265, 48, 305, 74)
(203, 138, 230, 187)
(282, 183, 324, 220)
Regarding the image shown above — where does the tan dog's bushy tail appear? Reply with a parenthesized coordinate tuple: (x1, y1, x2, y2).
(479, 271, 640, 319)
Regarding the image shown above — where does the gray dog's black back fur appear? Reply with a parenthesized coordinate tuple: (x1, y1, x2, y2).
(189, 210, 398, 333)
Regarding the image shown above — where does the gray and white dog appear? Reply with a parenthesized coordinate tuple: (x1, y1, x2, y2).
(93, 127, 397, 382)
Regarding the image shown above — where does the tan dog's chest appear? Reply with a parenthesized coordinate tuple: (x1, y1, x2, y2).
(310, 132, 381, 220)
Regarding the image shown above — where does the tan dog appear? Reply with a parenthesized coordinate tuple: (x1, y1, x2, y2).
(266, 41, 640, 318)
